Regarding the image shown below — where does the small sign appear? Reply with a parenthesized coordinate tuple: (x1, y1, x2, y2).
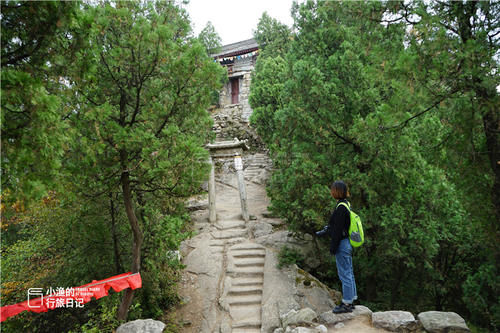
(234, 155, 243, 171)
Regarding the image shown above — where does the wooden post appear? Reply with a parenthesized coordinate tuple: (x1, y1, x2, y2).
(234, 154, 249, 222)
(208, 156, 216, 223)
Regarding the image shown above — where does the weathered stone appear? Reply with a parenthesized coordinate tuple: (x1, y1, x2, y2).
(220, 321, 231, 333)
(116, 319, 165, 333)
(249, 221, 273, 238)
(319, 305, 372, 325)
(334, 322, 345, 329)
(315, 324, 328, 333)
(261, 250, 300, 333)
(296, 268, 340, 313)
(262, 218, 285, 226)
(184, 241, 216, 276)
(290, 327, 320, 333)
(186, 198, 208, 211)
(273, 328, 285, 333)
(255, 231, 321, 269)
(372, 311, 417, 332)
(417, 311, 470, 333)
(281, 308, 318, 328)
(253, 168, 270, 185)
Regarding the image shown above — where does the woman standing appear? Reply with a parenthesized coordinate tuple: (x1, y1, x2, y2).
(316, 180, 357, 313)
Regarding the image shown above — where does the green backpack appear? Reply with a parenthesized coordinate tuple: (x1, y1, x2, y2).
(337, 202, 364, 247)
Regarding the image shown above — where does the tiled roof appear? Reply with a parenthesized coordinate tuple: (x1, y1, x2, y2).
(212, 38, 259, 58)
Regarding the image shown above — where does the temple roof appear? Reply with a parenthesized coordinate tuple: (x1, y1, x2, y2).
(212, 38, 259, 58)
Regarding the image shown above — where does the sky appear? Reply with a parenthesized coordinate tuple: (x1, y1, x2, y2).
(184, 0, 295, 45)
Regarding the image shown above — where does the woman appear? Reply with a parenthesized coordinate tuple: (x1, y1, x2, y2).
(316, 180, 357, 313)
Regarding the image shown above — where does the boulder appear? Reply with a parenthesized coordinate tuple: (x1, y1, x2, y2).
(319, 305, 372, 325)
(372, 311, 417, 332)
(315, 324, 328, 333)
(295, 268, 341, 313)
(281, 308, 318, 328)
(289, 327, 321, 333)
(261, 249, 301, 333)
(248, 221, 273, 238)
(186, 197, 208, 211)
(116, 319, 165, 333)
(417, 311, 470, 333)
(262, 218, 285, 227)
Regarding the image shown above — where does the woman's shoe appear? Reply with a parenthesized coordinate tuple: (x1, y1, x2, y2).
(332, 303, 354, 313)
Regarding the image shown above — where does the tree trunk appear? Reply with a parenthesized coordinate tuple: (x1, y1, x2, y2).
(109, 193, 123, 274)
(117, 169, 143, 321)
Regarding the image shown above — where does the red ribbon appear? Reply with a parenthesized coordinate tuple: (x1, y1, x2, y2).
(0, 272, 141, 322)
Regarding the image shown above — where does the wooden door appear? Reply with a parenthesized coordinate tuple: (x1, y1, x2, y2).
(231, 77, 239, 104)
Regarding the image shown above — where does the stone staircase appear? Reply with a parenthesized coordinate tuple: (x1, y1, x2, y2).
(243, 153, 272, 183)
(226, 243, 266, 333)
(208, 217, 266, 333)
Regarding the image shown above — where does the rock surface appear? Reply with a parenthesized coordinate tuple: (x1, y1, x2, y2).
(116, 319, 166, 333)
(281, 308, 318, 328)
(417, 311, 470, 333)
(319, 305, 373, 325)
(372, 311, 417, 332)
(176, 156, 470, 333)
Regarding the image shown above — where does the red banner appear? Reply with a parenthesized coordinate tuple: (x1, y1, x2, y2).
(0, 272, 141, 322)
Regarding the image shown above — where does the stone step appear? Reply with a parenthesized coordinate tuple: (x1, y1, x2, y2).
(229, 243, 265, 251)
(232, 328, 261, 333)
(209, 239, 226, 246)
(225, 237, 247, 246)
(233, 258, 265, 267)
(230, 305, 261, 325)
(232, 253, 265, 259)
(233, 266, 265, 274)
(211, 230, 247, 240)
(245, 165, 265, 169)
(230, 271, 264, 279)
(231, 277, 264, 286)
(214, 220, 246, 230)
(244, 169, 262, 173)
(227, 294, 262, 306)
(229, 285, 263, 295)
(232, 321, 262, 330)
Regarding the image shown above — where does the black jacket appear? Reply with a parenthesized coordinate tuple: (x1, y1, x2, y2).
(316, 199, 350, 254)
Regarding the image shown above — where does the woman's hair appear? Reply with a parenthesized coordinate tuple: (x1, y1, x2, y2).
(331, 180, 349, 199)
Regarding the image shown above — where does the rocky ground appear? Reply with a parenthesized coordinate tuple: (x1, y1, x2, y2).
(173, 175, 395, 333)
(163, 164, 469, 333)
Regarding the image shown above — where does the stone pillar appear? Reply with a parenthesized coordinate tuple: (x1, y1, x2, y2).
(208, 156, 216, 223)
(234, 154, 249, 222)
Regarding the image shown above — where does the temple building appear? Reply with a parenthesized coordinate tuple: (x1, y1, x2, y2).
(212, 38, 259, 122)
(208, 38, 272, 186)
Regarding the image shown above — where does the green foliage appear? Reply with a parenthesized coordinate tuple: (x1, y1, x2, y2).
(1, 0, 224, 331)
(69, 295, 123, 333)
(198, 21, 222, 55)
(253, 12, 292, 56)
(250, 1, 499, 330)
(1, 0, 83, 205)
(278, 246, 305, 269)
